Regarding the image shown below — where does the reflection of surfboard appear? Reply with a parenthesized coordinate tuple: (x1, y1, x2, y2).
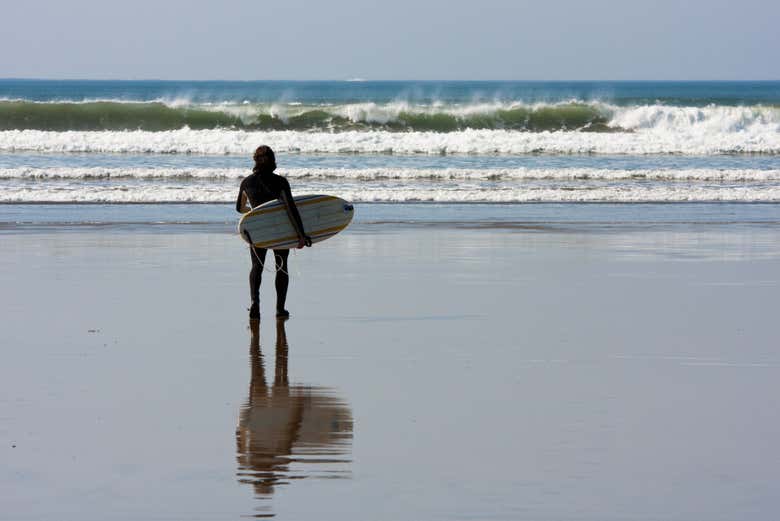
(238, 194, 354, 250)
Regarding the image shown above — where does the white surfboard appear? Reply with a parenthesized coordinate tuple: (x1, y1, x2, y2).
(238, 194, 354, 249)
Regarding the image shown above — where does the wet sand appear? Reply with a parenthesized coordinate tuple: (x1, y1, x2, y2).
(2, 223, 780, 520)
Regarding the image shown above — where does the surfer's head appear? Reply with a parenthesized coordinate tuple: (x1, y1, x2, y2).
(253, 145, 276, 173)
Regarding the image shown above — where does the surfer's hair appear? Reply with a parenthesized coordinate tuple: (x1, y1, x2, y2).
(253, 145, 275, 172)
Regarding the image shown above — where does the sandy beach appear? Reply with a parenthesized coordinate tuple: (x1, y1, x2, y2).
(2, 215, 780, 520)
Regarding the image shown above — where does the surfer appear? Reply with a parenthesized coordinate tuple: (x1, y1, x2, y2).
(236, 146, 312, 319)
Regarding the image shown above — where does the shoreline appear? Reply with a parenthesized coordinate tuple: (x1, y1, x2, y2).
(3, 202, 780, 233)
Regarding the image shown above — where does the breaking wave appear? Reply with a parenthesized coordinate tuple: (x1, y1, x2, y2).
(0, 100, 611, 131)
(1, 99, 778, 134)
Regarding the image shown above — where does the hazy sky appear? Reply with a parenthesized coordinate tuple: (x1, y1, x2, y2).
(2, 0, 778, 80)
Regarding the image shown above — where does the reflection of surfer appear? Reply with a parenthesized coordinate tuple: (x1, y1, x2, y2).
(236, 318, 304, 497)
(236, 146, 312, 319)
(235, 319, 353, 504)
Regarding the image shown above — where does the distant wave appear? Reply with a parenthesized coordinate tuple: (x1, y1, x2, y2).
(4, 166, 780, 182)
(1, 99, 778, 134)
(1, 127, 778, 155)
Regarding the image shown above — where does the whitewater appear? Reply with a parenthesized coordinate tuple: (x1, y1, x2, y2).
(1, 123, 778, 155)
(4, 166, 780, 182)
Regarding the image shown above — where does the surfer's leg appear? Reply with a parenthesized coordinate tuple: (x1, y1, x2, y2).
(273, 249, 290, 316)
(249, 247, 268, 318)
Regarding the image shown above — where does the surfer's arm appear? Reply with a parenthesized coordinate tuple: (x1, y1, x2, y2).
(236, 183, 251, 213)
(279, 180, 312, 248)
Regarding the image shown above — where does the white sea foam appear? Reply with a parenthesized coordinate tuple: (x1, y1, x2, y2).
(1, 126, 778, 155)
(3, 166, 780, 181)
(0, 167, 248, 180)
(3, 181, 780, 203)
(610, 104, 780, 133)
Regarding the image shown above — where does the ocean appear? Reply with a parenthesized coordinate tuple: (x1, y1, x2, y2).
(1, 79, 779, 209)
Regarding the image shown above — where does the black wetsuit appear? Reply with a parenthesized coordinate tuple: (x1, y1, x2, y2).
(236, 170, 306, 312)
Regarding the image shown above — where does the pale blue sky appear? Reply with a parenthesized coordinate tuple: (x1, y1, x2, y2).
(2, 0, 778, 80)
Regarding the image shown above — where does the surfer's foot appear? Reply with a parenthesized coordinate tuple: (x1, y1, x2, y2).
(276, 309, 290, 319)
(248, 302, 260, 319)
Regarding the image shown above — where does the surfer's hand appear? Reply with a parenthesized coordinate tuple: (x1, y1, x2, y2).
(304, 235, 313, 247)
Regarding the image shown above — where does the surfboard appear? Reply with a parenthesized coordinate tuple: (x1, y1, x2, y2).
(238, 194, 354, 249)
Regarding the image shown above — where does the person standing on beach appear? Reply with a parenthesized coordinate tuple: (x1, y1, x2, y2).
(236, 146, 311, 319)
